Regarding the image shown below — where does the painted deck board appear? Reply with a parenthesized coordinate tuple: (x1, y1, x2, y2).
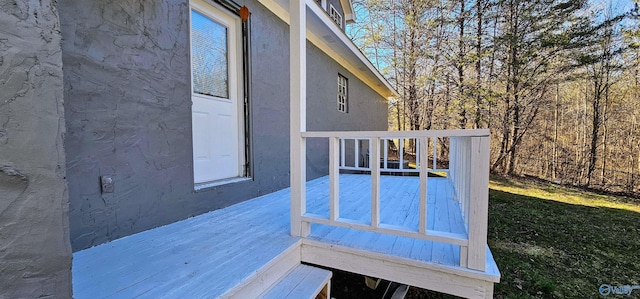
(73, 187, 299, 299)
(259, 264, 331, 299)
(73, 174, 498, 298)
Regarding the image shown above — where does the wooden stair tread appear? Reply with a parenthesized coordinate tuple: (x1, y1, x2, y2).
(259, 264, 332, 299)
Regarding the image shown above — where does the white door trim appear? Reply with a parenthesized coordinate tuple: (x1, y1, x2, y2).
(190, 0, 245, 186)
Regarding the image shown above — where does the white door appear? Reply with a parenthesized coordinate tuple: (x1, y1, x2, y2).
(190, 1, 244, 184)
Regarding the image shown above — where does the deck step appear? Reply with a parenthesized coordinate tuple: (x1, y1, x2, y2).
(259, 264, 332, 299)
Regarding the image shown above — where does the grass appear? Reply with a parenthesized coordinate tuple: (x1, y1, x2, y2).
(488, 177, 640, 298)
(330, 176, 640, 298)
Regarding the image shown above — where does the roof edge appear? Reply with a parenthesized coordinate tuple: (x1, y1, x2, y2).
(257, 0, 399, 99)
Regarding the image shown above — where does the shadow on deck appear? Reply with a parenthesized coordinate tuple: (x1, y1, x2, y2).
(73, 174, 499, 298)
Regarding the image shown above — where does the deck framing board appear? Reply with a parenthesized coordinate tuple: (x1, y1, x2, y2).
(301, 240, 497, 299)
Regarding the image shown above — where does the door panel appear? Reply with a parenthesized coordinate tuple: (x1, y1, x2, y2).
(192, 94, 239, 183)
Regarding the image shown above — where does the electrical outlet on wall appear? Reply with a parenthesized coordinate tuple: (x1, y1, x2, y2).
(100, 176, 114, 193)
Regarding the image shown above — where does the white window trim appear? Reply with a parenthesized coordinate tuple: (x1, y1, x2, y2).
(338, 74, 348, 113)
(329, 4, 342, 28)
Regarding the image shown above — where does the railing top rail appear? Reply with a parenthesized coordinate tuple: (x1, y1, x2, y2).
(301, 129, 490, 138)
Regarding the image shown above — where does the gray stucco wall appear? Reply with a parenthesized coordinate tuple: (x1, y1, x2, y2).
(60, 0, 386, 251)
(60, 0, 290, 251)
(0, 0, 72, 297)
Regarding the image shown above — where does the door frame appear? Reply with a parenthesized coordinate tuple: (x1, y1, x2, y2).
(189, 0, 247, 187)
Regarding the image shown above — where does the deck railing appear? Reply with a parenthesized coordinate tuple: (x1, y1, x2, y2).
(335, 136, 451, 173)
(295, 129, 490, 271)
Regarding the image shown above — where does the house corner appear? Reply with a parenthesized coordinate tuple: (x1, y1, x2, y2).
(0, 0, 72, 297)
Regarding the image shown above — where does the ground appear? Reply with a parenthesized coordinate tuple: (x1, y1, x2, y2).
(488, 176, 640, 298)
(326, 176, 640, 298)
(328, 268, 455, 298)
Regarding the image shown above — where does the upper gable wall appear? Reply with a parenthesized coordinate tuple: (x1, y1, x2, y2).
(306, 42, 388, 177)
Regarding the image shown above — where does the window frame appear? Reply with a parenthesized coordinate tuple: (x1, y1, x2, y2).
(190, 7, 233, 100)
(337, 74, 348, 113)
(329, 4, 343, 28)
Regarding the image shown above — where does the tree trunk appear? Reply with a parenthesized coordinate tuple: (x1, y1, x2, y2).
(457, 0, 467, 129)
(553, 83, 559, 179)
(474, 0, 483, 129)
(587, 80, 602, 187)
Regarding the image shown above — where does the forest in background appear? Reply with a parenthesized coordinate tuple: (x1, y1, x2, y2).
(347, 0, 640, 195)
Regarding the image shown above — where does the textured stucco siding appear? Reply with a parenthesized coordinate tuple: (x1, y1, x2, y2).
(60, 0, 290, 251)
(0, 0, 72, 297)
(59, 0, 387, 251)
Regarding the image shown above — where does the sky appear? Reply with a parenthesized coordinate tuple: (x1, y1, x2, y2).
(592, 0, 636, 15)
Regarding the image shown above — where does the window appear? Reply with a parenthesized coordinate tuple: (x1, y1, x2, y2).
(191, 9, 229, 98)
(329, 5, 342, 28)
(337, 74, 348, 113)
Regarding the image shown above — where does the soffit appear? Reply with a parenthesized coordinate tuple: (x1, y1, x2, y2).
(258, 0, 398, 99)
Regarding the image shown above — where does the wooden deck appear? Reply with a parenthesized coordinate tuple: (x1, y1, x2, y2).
(73, 174, 499, 298)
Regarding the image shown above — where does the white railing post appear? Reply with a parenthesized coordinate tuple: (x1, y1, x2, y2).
(419, 137, 428, 234)
(289, 0, 308, 237)
(371, 137, 380, 228)
(329, 137, 340, 221)
(466, 136, 490, 271)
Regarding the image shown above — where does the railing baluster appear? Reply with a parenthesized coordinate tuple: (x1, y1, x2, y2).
(464, 137, 470, 223)
(465, 137, 471, 229)
(419, 137, 428, 234)
(399, 138, 404, 170)
(340, 138, 345, 168)
(355, 139, 360, 168)
(460, 246, 468, 267)
(433, 138, 438, 170)
(383, 139, 388, 170)
(371, 137, 380, 228)
(329, 137, 340, 221)
(415, 138, 419, 170)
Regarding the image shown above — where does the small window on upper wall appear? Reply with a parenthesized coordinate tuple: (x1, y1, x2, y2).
(329, 5, 342, 28)
(315, 0, 327, 9)
(337, 74, 348, 113)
